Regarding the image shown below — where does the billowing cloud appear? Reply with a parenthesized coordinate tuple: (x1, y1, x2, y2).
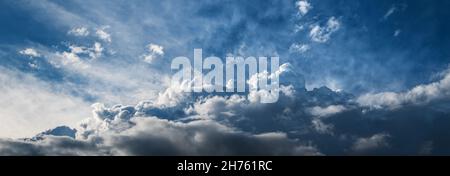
(2, 0, 450, 156)
(0, 104, 321, 155)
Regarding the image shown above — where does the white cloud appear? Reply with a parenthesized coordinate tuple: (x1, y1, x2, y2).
(96, 26, 112, 43)
(309, 105, 347, 118)
(309, 17, 341, 43)
(90, 42, 103, 59)
(0, 68, 91, 138)
(142, 43, 164, 64)
(296, 0, 312, 16)
(357, 68, 450, 109)
(19, 48, 41, 57)
(54, 42, 104, 69)
(289, 43, 310, 53)
(68, 27, 90, 36)
(352, 133, 390, 152)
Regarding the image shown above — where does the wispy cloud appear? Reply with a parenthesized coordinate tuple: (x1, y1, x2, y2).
(19, 48, 40, 57)
(68, 27, 90, 37)
(309, 17, 341, 43)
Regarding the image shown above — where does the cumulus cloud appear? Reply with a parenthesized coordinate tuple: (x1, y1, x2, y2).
(309, 17, 341, 43)
(296, 0, 312, 16)
(0, 103, 321, 155)
(2, 63, 450, 155)
(68, 27, 90, 36)
(3, 0, 450, 156)
(19, 48, 41, 57)
(94, 117, 320, 156)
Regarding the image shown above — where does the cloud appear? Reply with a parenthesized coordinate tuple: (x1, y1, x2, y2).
(0, 137, 101, 156)
(19, 48, 41, 57)
(0, 68, 91, 138)
(383, 6, 397, 20)
(52, 42, 104, 70)
(357, 68, 450, 109)
(352, 133, 390, 153)
(68, 27, 90, 36)
(296, 0, 312, 16)
(308, 105, 347, 134)
(142, 43, 164, 64)
(2, 64, 450, 155)
(3, 0, 450, 156)
(309, 17, 340, 43)
(309, 105, 347, 118)
(0, 108, 321, 155)
(90, 42, 104, 59)
(289, 43, 310, 53)
(98, 117, 321, 156)
(95, 26, 112, 43)
(382, 4, 407, 20)
(394, 29, 401, 37)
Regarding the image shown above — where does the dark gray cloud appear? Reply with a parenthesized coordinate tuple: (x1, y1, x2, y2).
(0, 117, 320, 156)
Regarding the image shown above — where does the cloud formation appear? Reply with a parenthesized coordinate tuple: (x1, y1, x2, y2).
(1, 0, 450, 156)
(142, 43, 164, 64)
(19, 48, 40, 57)
(0, 68, 91, 138)
(357, 68, 450, 109)
(95, 26, 112, 43)
(309, 17, 340, 43)
(352, 133, 390, 153)
(68, 27, 90, 37)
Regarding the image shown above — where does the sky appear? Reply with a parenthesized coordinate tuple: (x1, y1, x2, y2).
(1, 0, 450, 155)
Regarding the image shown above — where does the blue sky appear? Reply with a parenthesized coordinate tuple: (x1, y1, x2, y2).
(1, 0, 450, 155)
(3, 0, 450, 94)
